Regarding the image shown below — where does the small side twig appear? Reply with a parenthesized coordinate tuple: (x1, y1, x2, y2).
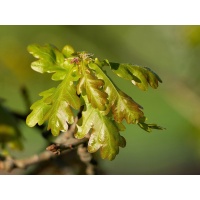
(0, 103, 99, 174)
(46, 137, 89, 155)
(0, 137, 89, 172)
(0, 112, 86, 173)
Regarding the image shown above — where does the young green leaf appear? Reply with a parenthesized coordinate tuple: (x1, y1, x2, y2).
(26, 43, 164, 161)
(108, 62, 162, 91)
(26, 64, 81, 136)
(88, 61, 144, 123)
(77, 63, 108, 111)
(75, 96, 126, 160)
(27, 44, 78, 81)
(112, 90, 143, 124)
(28, 44, 64, 73)
(62, 45, 75, 58)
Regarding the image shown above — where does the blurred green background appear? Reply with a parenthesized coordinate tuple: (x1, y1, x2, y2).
(1, 25, 200, 175)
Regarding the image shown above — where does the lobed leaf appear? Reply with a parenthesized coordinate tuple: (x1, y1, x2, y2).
(75, 96, 126, 160)
(26, 65, 81, 136)
(112, 90, 143, 124)
(89, 61, 144, 123)
(77, 65, 108, 111)
(109, 62, 162, 91)
(27, 44, 76, 81)
(27, 43, 164, 160)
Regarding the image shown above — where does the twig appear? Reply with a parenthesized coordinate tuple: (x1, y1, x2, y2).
(0, 104, 96, 174)
(0, 137, 89, 172)
(46, 137, 89, 155)
(0, 113, 83, 172)
(0, 97, 99, 174)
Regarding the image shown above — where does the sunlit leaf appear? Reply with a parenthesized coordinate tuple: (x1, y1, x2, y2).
(26, 64, 81, 136)
(62, 45, 75, 58)
(27, 44, 77, 81)
(109, 62, 162, 91)
(77, 64, 108, 111)
(112, 90, 143, 124)
(75, 96, 126, 160)
(89, 61, 143, 123)
(27, 43, 164, 160)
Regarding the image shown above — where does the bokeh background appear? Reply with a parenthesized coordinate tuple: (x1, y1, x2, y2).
(1, 25, 200, 175)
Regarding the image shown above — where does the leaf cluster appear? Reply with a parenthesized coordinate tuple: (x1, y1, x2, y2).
(0, 102, 23, 154)
(26, 44, 163, 160)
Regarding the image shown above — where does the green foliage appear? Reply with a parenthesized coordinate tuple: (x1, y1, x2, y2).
(75, 95, 126, 160)
(108, 62, 162, 91)
(26, 44, 164, 160)
(0, 102, 23, 154)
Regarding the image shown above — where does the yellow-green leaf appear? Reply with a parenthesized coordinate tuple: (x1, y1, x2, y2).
(27, 44, 75, 81)
(109, 62, 162, 91)
(75, 96, 126, 160)
(89, 61, 144, 123)
(112, 90, 143, 124)
(26, 65, 81, 136)
(77, 63, 108, 111)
